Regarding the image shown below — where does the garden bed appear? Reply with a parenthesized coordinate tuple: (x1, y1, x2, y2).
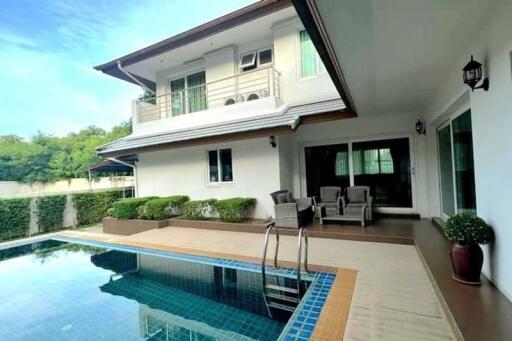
(103, 217, 168, 235)
(168, 217, 268, 232)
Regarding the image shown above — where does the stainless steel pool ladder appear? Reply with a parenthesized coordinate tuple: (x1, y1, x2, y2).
(261, 222, 309, 317)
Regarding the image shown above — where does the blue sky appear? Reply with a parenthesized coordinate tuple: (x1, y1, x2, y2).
(0, 0, 254, 139)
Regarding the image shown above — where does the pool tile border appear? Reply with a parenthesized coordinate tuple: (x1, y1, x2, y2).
(54, 231, 357, 340)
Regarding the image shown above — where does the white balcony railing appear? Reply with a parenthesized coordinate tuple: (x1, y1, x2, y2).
(136, 66, 280, 123)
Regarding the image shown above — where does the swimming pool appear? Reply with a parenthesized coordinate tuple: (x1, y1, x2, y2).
(0, 237, 335, 340)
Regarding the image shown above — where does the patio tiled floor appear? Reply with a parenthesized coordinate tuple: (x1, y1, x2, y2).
(111, 226, 459, 340)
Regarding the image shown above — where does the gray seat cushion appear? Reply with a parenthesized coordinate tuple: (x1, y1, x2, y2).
(298, 205, 311, 213)
(348, 188, 366, 203)
(321, 188, 339, 203)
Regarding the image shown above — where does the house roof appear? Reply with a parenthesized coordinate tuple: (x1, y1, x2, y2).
(93, 0, 292, 89)
(88, 155, 137, 174)
(97, 98, 348, 157)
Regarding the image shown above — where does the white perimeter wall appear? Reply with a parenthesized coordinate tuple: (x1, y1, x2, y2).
(424, 0, 512, 300)
(136, 137, 280, 219)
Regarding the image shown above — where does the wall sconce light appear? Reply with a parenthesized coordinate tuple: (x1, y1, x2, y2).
(463, 55, 489, 91)
(415, 120, 426, 135)
(269, 136, 277, 148)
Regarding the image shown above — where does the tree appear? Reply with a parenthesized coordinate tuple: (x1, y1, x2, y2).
(0, 120, 132, 183)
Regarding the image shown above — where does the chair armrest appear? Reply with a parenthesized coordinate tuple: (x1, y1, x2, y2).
(312, 196, 319, 206)
(295, 197, 313, 207)
(340, 196, 347, 208)
(275, 203, 298, 215)
(367, 196, 373, 207)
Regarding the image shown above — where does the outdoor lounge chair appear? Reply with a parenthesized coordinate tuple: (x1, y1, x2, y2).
(341, 186, 373, 220)
(270, 190, 314, 228)
(313, 186, 342, 216)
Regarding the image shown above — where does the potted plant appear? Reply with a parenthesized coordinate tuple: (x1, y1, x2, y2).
(443, 213, 494, 285)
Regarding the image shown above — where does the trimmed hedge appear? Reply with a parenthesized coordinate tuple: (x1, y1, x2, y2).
(183, 199, 217, 220)
(0, 198, 31, 241)
(72, 190, 128, 226)
(214, 198, 256, 223)
(112, 197, 157, 220)
(36, 195, 67, 232)
(143, 196, 190, 220)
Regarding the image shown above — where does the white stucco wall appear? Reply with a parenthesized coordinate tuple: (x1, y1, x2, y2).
(424, 0, 512, 300)
(136, 137, 280, 219)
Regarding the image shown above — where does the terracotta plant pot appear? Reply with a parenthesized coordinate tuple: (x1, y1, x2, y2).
(450, 242, 483, 285)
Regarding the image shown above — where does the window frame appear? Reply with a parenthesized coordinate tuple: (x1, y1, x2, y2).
(239, 47, 273, 73)
(297, 29, 327, 79)
(206, 147, 234, 184)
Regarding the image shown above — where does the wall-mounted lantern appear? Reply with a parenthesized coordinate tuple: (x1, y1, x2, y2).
(463, 55, 489, 91)
(415, 120, 426, 135)
(269, 136, 277, 148)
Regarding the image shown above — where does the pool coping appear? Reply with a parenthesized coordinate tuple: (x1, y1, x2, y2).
(1, 231, 357, 340)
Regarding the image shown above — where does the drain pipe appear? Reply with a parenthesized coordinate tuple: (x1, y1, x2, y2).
(107, 157, 138, 197)
(117, 61, 155, 95)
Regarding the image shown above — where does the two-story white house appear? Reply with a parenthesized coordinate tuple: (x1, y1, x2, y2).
(95, 0, 427, 220)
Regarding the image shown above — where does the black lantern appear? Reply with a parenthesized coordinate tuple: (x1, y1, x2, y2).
(415, 120, 426, 135)
(463, 55, 489, 91)
(269, 136, 276, 148)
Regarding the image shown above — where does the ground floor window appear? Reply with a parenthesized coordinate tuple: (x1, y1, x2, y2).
(304, 137, 413, 208)
(437, 109, 476, 217)
(208, 148, 233, 183)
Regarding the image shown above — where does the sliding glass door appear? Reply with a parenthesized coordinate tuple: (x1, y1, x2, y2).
(304, 137, 413, 209)
(305, 143, 350, 198)
(352, 138, 412, 208)
(437, 109, 476, 217)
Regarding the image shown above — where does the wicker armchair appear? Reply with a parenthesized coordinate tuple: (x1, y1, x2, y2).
(270, 190, 314, 229)
(313, 186, 342, 216)
(341, 186, 373, 220)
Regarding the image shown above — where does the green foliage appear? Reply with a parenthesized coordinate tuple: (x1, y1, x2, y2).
(112, 197, 157, 220)
(0, 198, 30, 241)
(183, 199, 217, 220)
(0, 121, 132, 183)
(138, 90, 156, 105)
(36, 195, 67, 232)
(213, 198, 256, 223)
(72, 190, 129, 226)
(444, 213, 494, 245)
(143, 196, 190, 220)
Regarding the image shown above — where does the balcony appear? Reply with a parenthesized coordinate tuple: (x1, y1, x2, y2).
(135, 66, 281, 124)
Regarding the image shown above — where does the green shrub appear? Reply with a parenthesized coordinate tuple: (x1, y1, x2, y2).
(143, 196, 190, 220)
(72, 190, 129, 226)
(214, 198, 256, 223)
(0, 198, 30, 241)
(183, 199, 217, 220)
(444, 213, 494, 244)
(112, 197, 157, 220)
(36, 195, 67, 232)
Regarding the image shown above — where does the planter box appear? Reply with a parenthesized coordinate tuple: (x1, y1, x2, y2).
(168, 217, 268, 233)
(103, 217, 168, 235)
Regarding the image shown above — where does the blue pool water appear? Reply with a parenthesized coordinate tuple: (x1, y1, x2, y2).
(0, 239, 309, 340)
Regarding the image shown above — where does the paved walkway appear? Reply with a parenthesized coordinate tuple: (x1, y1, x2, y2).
(115, 226, 459, 341)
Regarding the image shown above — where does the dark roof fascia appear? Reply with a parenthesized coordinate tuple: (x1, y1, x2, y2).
(292, 0, 357, 116)
(94, 0, 292, 76)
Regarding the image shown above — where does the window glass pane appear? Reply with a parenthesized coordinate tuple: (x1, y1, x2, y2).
(317, 57, 326, 74)
(259, 49, 272, 65)
(170, 78, 185, 116)
(452, 110, 476, 214)
(353, 138, 412, 207)
(240, 53, 255, 67)
(187, 71, 206, 113)
(305, 143, 350, 197)
(208, 150, 219, 182)
(437, 124, 456, 216)
(219, 149, 233, 182)
(299, 30, 317, 78)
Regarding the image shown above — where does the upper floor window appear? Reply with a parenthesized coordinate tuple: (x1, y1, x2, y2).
(239, 48, 273, 72)
(299, 30, 326, 78)
(170, 71, 206, 116)
(208, 148, 233, 183)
